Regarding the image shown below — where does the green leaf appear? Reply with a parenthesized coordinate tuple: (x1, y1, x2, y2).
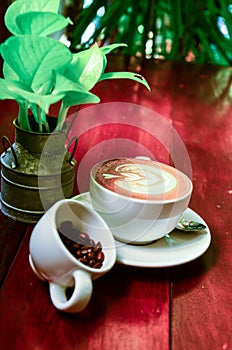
(0, 79, 64, 113)
(0, 36, 72, 92)
(99, 72, 151, 91)
(53, 72, 100, 131)
(15, 12, 72, 36)
(53, 72, 100, 108)
(3, 62, 19, 81)
(100, 43, 127, 55)
(0, 79, 18, 100)
(5, 0, 60, 35)
(64, 43, 104, 90)
(100, 43, 127, 70)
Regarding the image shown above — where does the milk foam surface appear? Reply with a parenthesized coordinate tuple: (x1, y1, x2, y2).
(94, 158, 191, 201)
(111, 164, 177, 195)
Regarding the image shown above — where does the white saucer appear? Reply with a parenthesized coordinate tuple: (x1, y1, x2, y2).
(73, 192, 211, 268)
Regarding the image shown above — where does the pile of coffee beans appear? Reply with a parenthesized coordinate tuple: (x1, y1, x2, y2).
(57, 220, 105, 269)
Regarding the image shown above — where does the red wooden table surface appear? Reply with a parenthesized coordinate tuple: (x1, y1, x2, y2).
(0, 58, 231, 350)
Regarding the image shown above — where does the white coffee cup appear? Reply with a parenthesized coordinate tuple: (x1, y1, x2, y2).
(89, 157, 193, 244)
(29, 199, 116, 313)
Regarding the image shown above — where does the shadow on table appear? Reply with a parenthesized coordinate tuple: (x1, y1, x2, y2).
(61, 238, 216, 320)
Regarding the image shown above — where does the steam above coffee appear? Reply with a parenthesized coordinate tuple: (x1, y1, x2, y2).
(94, 158, 191, 201)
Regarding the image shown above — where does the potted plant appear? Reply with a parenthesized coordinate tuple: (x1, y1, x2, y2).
(0, 0, 150, 223)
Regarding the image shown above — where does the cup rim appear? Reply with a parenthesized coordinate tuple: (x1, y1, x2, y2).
(90, 158, 193, 204)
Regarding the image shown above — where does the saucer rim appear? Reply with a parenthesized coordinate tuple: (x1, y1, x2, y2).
(72, 192, 211, 268)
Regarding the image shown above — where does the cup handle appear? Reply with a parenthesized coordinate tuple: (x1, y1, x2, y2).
(49, 270, 93, 313)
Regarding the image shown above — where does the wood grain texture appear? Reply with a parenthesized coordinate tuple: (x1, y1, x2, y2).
(170, 62, 232, 350)
(0, 59, 231, 350)
(0, 211, 27, 286)
(0, 228, 170, 350)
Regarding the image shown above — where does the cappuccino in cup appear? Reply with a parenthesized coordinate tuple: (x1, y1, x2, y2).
(90, 158, 192, 244)
(94, 158, 190, 201)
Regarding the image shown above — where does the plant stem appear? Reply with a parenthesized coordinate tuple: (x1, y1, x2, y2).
(18, 102, 31, 131)
(37, 105, 43, 133)
(55, 102, 68, 131)
(44, 122, 50, 133)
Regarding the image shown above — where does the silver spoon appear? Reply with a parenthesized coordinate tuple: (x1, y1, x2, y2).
(175, 219, 207, 232)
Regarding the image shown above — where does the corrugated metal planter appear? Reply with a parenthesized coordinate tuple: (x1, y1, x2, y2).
(0, 118, 77, 223)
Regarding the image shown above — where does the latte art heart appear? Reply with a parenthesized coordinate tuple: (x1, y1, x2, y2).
(94, 158, 191, 201)
(105, 164, 177, 196)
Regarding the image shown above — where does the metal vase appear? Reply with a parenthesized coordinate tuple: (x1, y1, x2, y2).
(0, 118, 77, 223)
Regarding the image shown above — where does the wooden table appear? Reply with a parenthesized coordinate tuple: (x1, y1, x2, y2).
(0, 58, 231, 350)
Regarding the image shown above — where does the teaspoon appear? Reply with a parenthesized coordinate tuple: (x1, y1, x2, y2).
(175, 219, 207, 232)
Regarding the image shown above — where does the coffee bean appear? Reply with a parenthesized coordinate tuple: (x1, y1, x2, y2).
(96, 241, 102, 249)
(73, 243, 80, 249)
(81, 249, 89, 255)
(79, 232, 90, 245)
(76, 250, 82, 258)
(58, 224, 105, 269)
(93, 262, 102, 269)
(93, 246, 101, 253)
(79, 257, 88, 265)
(89, 260, 96, 267)
(87, 252, 95, 260)
(81, 245, 92, 253)
(96, 251, 105, 262)
(89, 239, 95, 246)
